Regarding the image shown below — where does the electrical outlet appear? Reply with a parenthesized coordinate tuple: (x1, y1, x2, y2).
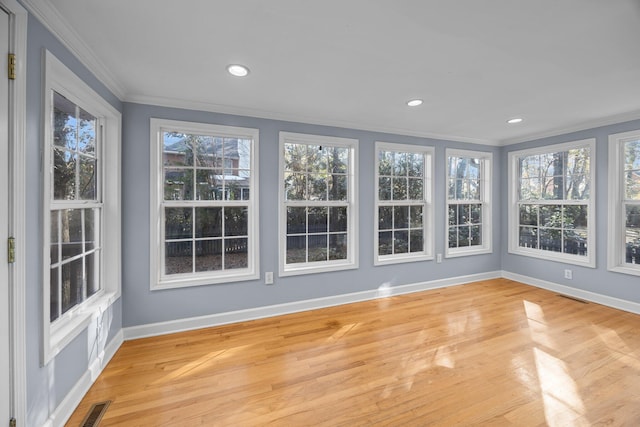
(265, 271, 274, 285)
(564, 269, 572, 280)
(436, 253, 442, 263)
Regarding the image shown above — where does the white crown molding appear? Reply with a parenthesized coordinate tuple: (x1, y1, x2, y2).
(499, 109, 640, 146)
(126, 93, 499, 146)
(123, 270, 502, 340)
(20, 0, 126, 100)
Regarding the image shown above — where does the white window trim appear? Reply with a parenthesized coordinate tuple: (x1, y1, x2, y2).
(374, 142, 434, 266)
(149, 118, 260, 290)
(445, 148, 493, 258)
(507, 138, 596, 268)
(279, 132, 359, 276)
(608, 129, 640, 276)
(42, 50, 122, 364)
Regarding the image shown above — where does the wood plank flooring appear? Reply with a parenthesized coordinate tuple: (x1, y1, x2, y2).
(65, 279, 640, 426)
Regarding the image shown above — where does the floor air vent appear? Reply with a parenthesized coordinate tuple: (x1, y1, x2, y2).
(80, 401, 111, 427)
(558, 294, 588, 304)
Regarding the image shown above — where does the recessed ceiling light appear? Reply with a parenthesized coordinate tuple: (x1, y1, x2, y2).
(407, 99, 423, 107)
(227, 64, 250, 77)
(507, 117, 523, 124)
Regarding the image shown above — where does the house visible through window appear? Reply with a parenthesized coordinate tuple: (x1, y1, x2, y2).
(508, 139, 596, 267)
(279, 132, 358, 276)
(150, 119, 259, 289)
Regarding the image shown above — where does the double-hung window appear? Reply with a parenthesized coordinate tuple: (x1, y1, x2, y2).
(508, 139, 596, 267)
(150, 119, 259, 289)
(279, 132, 358, 276)
(446, 149, 492, 257)
(375, 142, 433, 265)
(608, 130, 640, 276)
(43, 51, 121, 363)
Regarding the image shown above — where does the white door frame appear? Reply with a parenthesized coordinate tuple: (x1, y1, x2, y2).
(0, 0, 27, 424)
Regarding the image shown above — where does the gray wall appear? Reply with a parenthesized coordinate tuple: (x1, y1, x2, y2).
(500, 118, 640, 304)
(122, 103, 503, 327)
(24, 14, 123, 427)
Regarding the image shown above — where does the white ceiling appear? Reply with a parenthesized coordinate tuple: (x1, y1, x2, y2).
(25, 0, 640, 145)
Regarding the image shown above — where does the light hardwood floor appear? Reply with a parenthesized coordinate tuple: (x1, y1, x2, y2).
(66, 279, 640, 426)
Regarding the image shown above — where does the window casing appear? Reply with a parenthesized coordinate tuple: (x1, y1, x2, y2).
(150, 119, 259, 289)
(43, 51, 121, 363)
(374, 142, 433, 265)
(608, 130, 640, 276)
(508, 139, 596, 267)
(279, 132, 358, 276)
(446, 149, 492, 258)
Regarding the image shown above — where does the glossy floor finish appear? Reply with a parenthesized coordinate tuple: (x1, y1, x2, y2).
(66, 279, 640, 426)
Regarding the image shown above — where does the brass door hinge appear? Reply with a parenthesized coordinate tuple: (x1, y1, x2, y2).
(8, 53, 16, 80)
(8, 237, 15, 263)
(9, 417, 16, 427)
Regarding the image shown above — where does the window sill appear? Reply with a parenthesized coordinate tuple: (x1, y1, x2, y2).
(375, 254, 433, 266)
(608, 264, 640, 277)
(280, 260, 358, 277)
(445, 247, 492, 258)
(153, 270, 260, 290)
(44, 290, 120, 364)
(508, 246, 595, 268)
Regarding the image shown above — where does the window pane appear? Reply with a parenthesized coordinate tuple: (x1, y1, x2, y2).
(224, 207, 248, 236)
(379, 177, 391, 200)
(77, 107, 96, 156)
(379, 231, 393, 255)
(566, 174, 589, 200)
(53, 92, 76, 150)
(309, 174, 328, 201)
(79, 156, 96, 200)
(539, 205, 562, 228)
(407, 152, 424, 177)
(224, 238, 248, 269)
(165, 241, 193, 274)
(195, 207, 222, 238)
(165, 208, 192, 240)
(164, 169, 193, 201)
(470, 204, 481, 224)
(408, 178, 423, 200)
(86, 252, 99, 298)
(193, 135, 214, 168)
(378, 151, 392, 175)
(284, 143, 306, 172)
(468, 179, 480, 200)
(563, 229, 587, 255)
(448, 178, 456, 199)
(196, 170, 219, 201)
(626, 205, 640, 264)
(410, 230, 423, 252)
(519, 177, 540, 200)
(541, 175, 564, 200)
(53, 149, 76, 200)
(394, 206, 409, 229)
(448, 205, 457, 226)
(308, 234, 328, 262)
(51, 211, 59, 264)
(195, 240, 222, 272)
(394, 230, 409, 254)
(61, 259, 84, 314)
(306, 145, 326, 172)
(163, 133, 191, 166)
(50, 268, 59, 321)
(567, 148, 590, 175)
(563, 205, 587, 229)
(410, 206, 423, 228)
(519, 205, 538, 226)
(448, 227, 458, 248)
(309, 207, 328, 233)
(393, 177, 407, 200)
(286, 235, 306, 264)
(520, 155, 540, 180)
(519, 226, 538, 249)
(329, 234, 348, 260)
(470, 225, 481, 246)
(379, 206, 393, 230)
(329, 175, 347, 201)
(329, 207, 347, 232)
(84, 209, 96, 252)
(61, 209, 83, 260)
(228, 176, 250, 201)
(287, 207, 306, 234)
(539, 228, 561, 252)
(458, 204, 470, 226)
(394, 152, 407, 176)
(458, 226, 470, 246)
(285, 172, 306, 200)
(625, 170, 640, 200)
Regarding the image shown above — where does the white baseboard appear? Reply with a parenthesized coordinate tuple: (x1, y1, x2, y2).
(42, 330, 124, 427)
(502, 271, 640, 315)
(123, 270, 502, 340)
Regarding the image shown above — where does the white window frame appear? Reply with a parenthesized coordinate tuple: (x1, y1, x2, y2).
(508, 138, 596, 268)
(374, 142, 434, 265)
(42, 51, 121, 363)
(279, 132, 358, 276)
(608, 129, 640, 276)
(445, 149, 492, 258)
(149, 119, 260, 289)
